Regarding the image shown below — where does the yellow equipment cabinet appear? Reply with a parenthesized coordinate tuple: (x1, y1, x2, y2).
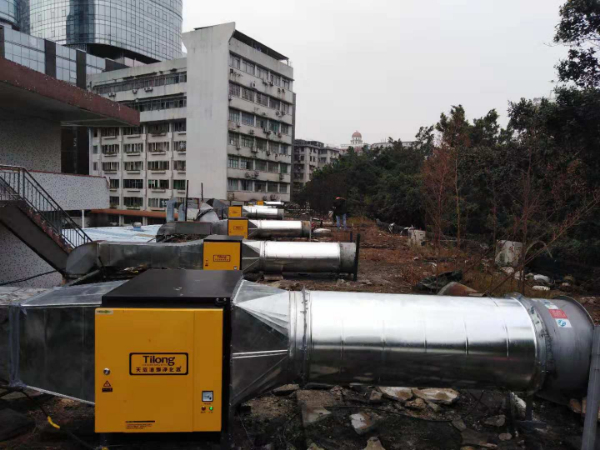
(95, 270, 243, 435)
(227, 218, 249, 239)
(228, 206, 242, 218)
(256, 201, 264, 206)
(203, 236, 243, 271)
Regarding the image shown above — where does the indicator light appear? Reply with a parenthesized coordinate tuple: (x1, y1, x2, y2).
(209, 406, 213, 411)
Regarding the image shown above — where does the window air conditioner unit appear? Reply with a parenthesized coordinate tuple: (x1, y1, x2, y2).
(279, 174, 284, 180)
(251, 148, 258, 153)
(262, 80, 268, 85)
(144, 87, 153, 92)
(251, 82, 256, 88)
(132, 89, 138, 94)
(266, 151, 271, 156)
(275, 154, 279, 159)
(253, 171, 259, 178)
(236, 146, 241, 150)
(249, 130, 255, 135)
(236, 124, 241, 128)
(266, 130, 272, 135)
(245, 172, 251, 179)
(269, 81, 274, 86)
(278, 133, 282, 138)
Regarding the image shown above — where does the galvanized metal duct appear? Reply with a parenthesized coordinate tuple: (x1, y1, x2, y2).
(242, 206, 284, 220)
(210, 220, 310, 239)
(230, 284, 594, 407)
(242, 241, 356, 274)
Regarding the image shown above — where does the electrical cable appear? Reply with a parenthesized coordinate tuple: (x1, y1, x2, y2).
(0, 270, 58, 286)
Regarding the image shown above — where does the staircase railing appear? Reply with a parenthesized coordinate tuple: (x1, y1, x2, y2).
(0, 164, 91, 249)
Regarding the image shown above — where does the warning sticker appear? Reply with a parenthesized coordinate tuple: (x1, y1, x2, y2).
(540, 300, 559, 310)
(556, 319, 572, 328)
(102, 381, 113, 393)
(130, 353, 188, 376)
(213, 255, 231, 263)
(126, 421, 154, 430)
(549, 309, 568, 319)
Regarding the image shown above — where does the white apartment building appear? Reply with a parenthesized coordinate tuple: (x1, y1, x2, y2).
(293, 140, 340, 192)
(88, 23, 294, 225)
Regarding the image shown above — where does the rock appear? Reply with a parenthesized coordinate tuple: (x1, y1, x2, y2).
(426, 400, 442, 413)
(364, 437, 386, 450)
(532, 286, 550, 292)
(273, 384, 299, 396)
(413, 388, 460, 405)
(452, 418, 467, 431)
(495, 240, 523, 267)
(534, 274, 551, 285)
(378, 387, 413, 402)
(336, 279, 346, 286)
(569, 398, 582, 414)
(0, 408, 35, 441)
(561, 282, 572, 291)
(350, 412, 379, 435)
(369, 390, 383, 404)
(416, 271, 463, 293)
(564, 275, 576, 284)
(461, 429, 497, 449)
(263, 274, 284, 282)
(361, 279, 374, 286)
(484, 415, 506, 427)
(499, 433, 512, 441)
(313, 228, 332, 237)
(511, 393, 527, 419)
(501, 267, 515, 276)
(405, 398, 427, 410)
(438, 282, 479, 297)
(301, 405, 332, 427)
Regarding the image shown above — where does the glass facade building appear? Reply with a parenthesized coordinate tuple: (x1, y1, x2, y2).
(0, 0, 19, 28)
(19, 0, 182, 63)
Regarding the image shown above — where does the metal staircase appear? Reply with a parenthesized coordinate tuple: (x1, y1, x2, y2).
(0, 165, 91, 275)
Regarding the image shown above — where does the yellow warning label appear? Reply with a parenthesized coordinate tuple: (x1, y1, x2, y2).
(130, 353, 188, 376)
(213, 255, 231, 263)
(126, 422, 154, 430)
(102, 381, 113, 393)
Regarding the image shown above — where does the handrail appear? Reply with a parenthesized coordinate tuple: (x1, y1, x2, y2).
(0, 165, 91, 249)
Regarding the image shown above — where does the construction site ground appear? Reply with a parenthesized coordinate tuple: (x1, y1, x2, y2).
(2, 221, 599, 450)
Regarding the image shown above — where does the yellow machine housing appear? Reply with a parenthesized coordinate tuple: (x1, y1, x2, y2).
(95, 270, 243, 434)
(203, 236, 243, 271)
(256, 201, 264, 206)
(228, 206, 242, 218)
(227, 218, 249, 239)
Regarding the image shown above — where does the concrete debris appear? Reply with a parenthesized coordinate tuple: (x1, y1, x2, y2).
(409, 229, 427, 247)
(532, 286, 550, 292)
(264, 274, 284, 282)
(363, 437, 386, 450)
(273, 384, 300, 396)
(495, 240, 523, 268)
(377, 387, 413, 402)
(501, 267, 515, 276)
(533, 274, 551, 285)
(369, 390, 383, 404)
(301, 405, 332, 427)
(405, 398, 427, 410)
(350, 412, 380, 435)
(461, 429, 498, 449)
(511, 393, 527, 419)
(416, 271, 463, 293)
(336, 279, 347, 286)
(452, 419, 467, 431)
(0, 408, 35, 441)
(426, 400, 442, 413)
(561, 282, 573, 291)
(413, 388, 460, 405)
(437, 282, 479, 297)
(499, 433, 513, 441)
(484, 415, 506, 427)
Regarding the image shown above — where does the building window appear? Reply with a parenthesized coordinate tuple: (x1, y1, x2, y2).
(240, 158, 253, 170)
(124, 161, 144, 171)
(147, 122, 169, 134)
(173, 180, 187, 190)
(148, 142, 170, 152)
(173, 120, 187, 132)
(269, 122, 280, 134)
(110, 179, 120, 189)
(124, 197, 144, 208)
(110, 196, 120, 207)
(268, 162, 279, 173)
(283, 78, 291, 90)
(229, 132, 240, 147)
(229, 109, 240, 123)
(241, 135, 254, 148)
(229, 83, 241, 97)
(257, 66, 268, 81)
(271, 74, 281, 87)
(242, 112, 254, 127)
(173, 141, 187, 152)
(281, 124, 290, 135)
(256, 139, 267, 151)
(228, 178, 238, 191)
(102, 144, 119, 155)
(92, 146, 98, 154)
(148, 161, 170, 171)
(268, 183, 278, 193)
(102, 162, 119, 171)
(255, 160, 267, 171)
(124, 96, 186, 112)
(228, 156, 239, 169)
(280, 184, 288, 194)
(255, 181, 266, 193)
(148, 179, 169, 189)
(257, 93, 269, 107)
(124, 179, 144, 189)
(230, 54, 241, 69)
(242, 60, 255, 76)
(101, 128, 119, 137)
(124, 143, 144, 154)
(174, 161, 186, 171)
(282, 103, 291, 115)
(123, 126, 144, 136)
(269, 98, 281, 110)
(280, 164, 288, 174)
(148, 198, 170, 208)
(242, 88, 255, 102)
(240, 179, 253, 191)
(269, 142, 279, 153)
(93, 162, 98, 171)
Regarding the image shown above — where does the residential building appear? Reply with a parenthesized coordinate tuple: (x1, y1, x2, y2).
(0, 0, 18, 28)
(0, 51, 139, 287)
(18, 0, 183, 64)
(293, 140, 339, 192)
(88, 23, 295, 225)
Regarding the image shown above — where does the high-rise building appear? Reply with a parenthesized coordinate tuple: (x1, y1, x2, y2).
(293, 140, 339, 192)
(88, 23, 295, 226)
(18, 0, 183, 64)
(0, 0, 19, 28)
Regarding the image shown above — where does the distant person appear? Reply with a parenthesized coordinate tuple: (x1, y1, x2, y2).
(332, 196, 347, 231)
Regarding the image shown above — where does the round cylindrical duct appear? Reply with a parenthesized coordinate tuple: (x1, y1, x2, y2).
(286, 291, 593, 401)
(243, 206, 284, 220)
(248, 220, 310, 239)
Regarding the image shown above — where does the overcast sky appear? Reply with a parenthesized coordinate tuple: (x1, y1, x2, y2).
(183, 0, 566, 146)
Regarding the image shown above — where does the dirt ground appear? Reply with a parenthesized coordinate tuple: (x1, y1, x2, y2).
(1, 221, 599, 450)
